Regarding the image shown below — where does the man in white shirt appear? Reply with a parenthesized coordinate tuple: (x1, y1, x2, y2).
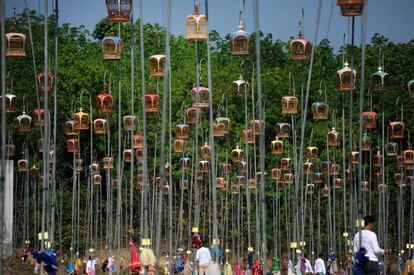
(353, 215, 390, 275)
(314, 253, 326, 275)
(196, 241, 212, 275)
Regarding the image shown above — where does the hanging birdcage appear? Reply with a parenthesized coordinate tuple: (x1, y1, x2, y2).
(277, 181, 285, 192)
(180, 157, 192, 170)
(328, 127, 341, 147)
(17, 111, 32, 133)
(361, 181, 369, 192)
(233, 75, 249, 97)
(313, 172, 323, 184)
(330, 163, 340, 176)
(334, 178, 343, 189)
(238, 160, 247, 174)
(373, 151, 383, 167)
(66, 138, 80, 153)
(175, 124, 190, 140)
(271, 137, 284, 155)
(284, 173, 294, 185)
(230, 19, 251, 56)
(281, 158, 291, 171)
(337, 0, 365, 17)
(112, 179, 119, 189)
(242, 129, 255, 144)
(185, 5, 207, 41)
(135, 148, 144, 161)
(196, 171, 203, 181)
(336, 62, 357, 91)
(90, 163, 100, 175)
(192, 87, 210, 109)
(102, 35, 123, 60)
(64, 120, 77, 136)
(385, 142, 398, 157)
(180, 179, 189, 190)
(5, 29, 26, 57)
(17, 159, 28, 172)
(236, 175, 246, 186)
(304, 161, 315, 175)
(2, 93, 16, 113)
(73, 108, 89, 131)
(311, 102, 329, 120)
(231, 185, 240, 194)
(290, 37, 312, 61)
(30, 165, 39, 177)
(351, 151, 359, 164)
(164, 162, 171, 177)
(406, 176, 414, 186)
(371, 67, 389, 91)
(306, 183, 315, 195)
(362, 111, 377, 129)
(133, 133, 144, 149)
(198, 160, 210, 173)
(281, 96, 299, 114)
(275, 123, 291, 138)
(93, 175, 102, 185)
(216, 177, 227, 189)
(220, 163, 232, 175)
(186, 107, 201, 125)
(145, 94, 160, 113)
(378, 183, 387, 193)
(105, 0, 131, 22)
(93, 118, 107, 135)
(5, 144, 15, 157)
(173, 139, 187, 153)
(135, 173, 144, 187)
(322, 184, 329, 197)
(362, 133, 372, 151)
(373, 172, 383, 183)
(250, 119, 264, 135)
(103, 156, 114, 169)
(394, 173, 403, 186)
(248, 178, 257, 189)
(403, 150, 414, 167)
(123, 115, 136, 131)
(200, 142, 211, 160)
(271, 168, 282, 180)
(96, 92, 113, 113)
(306, 146, 318, 160)
(149, 54, 166, 77)
(389, 121, 405, 139)
(37, 138, 52, 153)
(214, 117, 230, 136)
(408, 80, 414, 99)
(123, 149, 133, 162)
(36, 72, 55, 93)
(34, 108, 49, 127)
(231, 146, 244, 163)
(74, 158, 84, 171)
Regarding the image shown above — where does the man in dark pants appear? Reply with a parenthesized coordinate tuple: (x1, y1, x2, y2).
(353, 215, 390, 275)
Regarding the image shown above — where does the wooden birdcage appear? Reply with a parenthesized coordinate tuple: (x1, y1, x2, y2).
(200, 142, 211, 160)
(406, 176, 414, 186)
(281, 158, 291, 171)
(311, 102, 329, 120)
(337, 0, 364, 16)
(322, 184, 329, 197)
(36, 72, 55, 93)
(64, 120, 77, 136)
(389, 121, 405, 139)
(403, 150, 414, 167)
(17, 159, 28, 172)
(164, 162, 171, 177)
(192, 87, 209, 109)
(351, 151, 359, 164)
(123, 149, 133, 162)
(175, 124, 190, 140)
(385, 142, 398, 157)
(198, 160, 209, 173)
(180, 157, 192, 170)
(220, 163, 232, 175)
(5, 31, 26, 57)
(102, 35, 123, 60)
(231, 185, 240, 194)
(105, 0, 132, 22)
(408, 80, 414, 99)
(306, 146, 318, 160)
(378, 183, 387, 193)
(93, 175, 102, 185)
(281, 96, 298, 114)
(214, 117, 230, 136)
(330, 163, 340, 176)
(135, 173, 144, 187)
(394, 173, 403, 186)
(290, 38, 312, 61)
(34, 108, 49, 127)
(313, 172, 323, 184)
(362, 111, 377, 129)
(304, 161, 315, 175)
(277, 181, 285, 192)
(271, 137, 284, 155)
(149, 54, 166, 77)
(186, 107, 201, 125)
(275, 123, 291, 138)
(5, 144, 15, 157)
(371, 67, 388, 91)
(230, 23, 251, 56)
(123, 115, 136, 131)
(271, 168, 282, 180)
(242, 129, 255, 144)
(238, 160, 247, 174)
(103, 156, 114, 169)
(145, 94, 160, 113)
(185, 6, 207, 41)
(90, 162, 100, 175)
(96, 92, 113, 113)
(373, 151, 383, 167)
(306, 183, 315, 195)
(233, 75, 249, 97)
(248, 178, 257, 189)
(17, 111, 32, 133)
(216, 177, 227, 189)
(66, 138, 80, 153)
(133, 133, 144, 149)
(334, 178, 343, 189)
(336, 62, 357, 91)
(373, 172, 383, 183)
(321, 161, 329, 174)
(328, 127, 341, 147)
(74, 158, 84, 171)
(73, 108, 89, 131)
(361, 181, 369, 192)
(93, 118, 107, 135)
(236, 175, 246, 187)
(173, 139, 187, 153)
(250, 119, 264, 135)
(284, 173, 294, 185)
(3, 93, 16, 113)
(231, 146, 244, 163)
(135, 148, 144, 161)
(181, 179, 189, 190)
(37, 138, 52, 153)
(362, 134, 372, 151)
(30, 165, 39, 177)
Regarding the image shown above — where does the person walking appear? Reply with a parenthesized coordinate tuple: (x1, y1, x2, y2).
(353, 215, 390, 275)
(196, 241, 212, 275)
(86, 256, 95, 275)
(314, 253, 326, 275)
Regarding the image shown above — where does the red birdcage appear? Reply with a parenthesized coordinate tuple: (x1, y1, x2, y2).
(281, 158, 291, 171)
(362, 111, 377, 129)
(175, 124, 190, 140)
(337, 0, 364, 17)
(290, 37, 312, 61)
(93, 118, 107, 135)
(145, 94, 160, 113)
(102, 35, 123, 60)
(250, 119, 264, 135)
(200, 142, 211, 160)
(34, 108, 49, 127)
(149, 54, 166, 77)
(133, 133, 144, 149)
(242, 129, 255, 144)
(73, 108, 89, 131)
(105, 0, 132, 22)
(336, 62, 357, 91)
(96, 92, 113, 113)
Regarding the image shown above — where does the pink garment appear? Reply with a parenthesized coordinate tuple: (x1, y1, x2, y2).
(234, 263, 243, 275)
(107, 256, 113, 271)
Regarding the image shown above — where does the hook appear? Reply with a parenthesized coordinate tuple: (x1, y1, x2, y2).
(298, 8, 305, 37)
(103, 70, 111, 89)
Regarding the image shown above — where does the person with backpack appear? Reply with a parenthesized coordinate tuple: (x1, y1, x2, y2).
(353, 215, 390, 275)
(296, 254, 313, 275)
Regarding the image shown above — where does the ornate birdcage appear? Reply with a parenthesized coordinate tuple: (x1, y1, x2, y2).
(281, 96, 299, 114)
(311, 102, 329, 120)
(149, 54, 166, 77)
(102, 35, 123, 60)
(93, 175, 102, 185)
(112, 179, 119, 189)
(378, 183, 387, 193)
(173, 139, 187, 153)
(34, 108, 49, 127)
(361, 181, 369, 192)
(73, 108, 89, 131)
(284, 173, 294, 185)
(230, 23, 251, 56)
(221, 163, 232, 175)
(74, 158, 84, 171)
(361, 133, 372, 151)
(271, 137, 284, 155)
(30, 165, 40, 177)
(175, 124, 190, 140)
(17, 111, 32, 133)
(403, 150, 414, 167)
(389, 121, 405, 139)
(231, 146, 244, 163)
(238, 160, 247, 174)
(135, 173, 144, 187)
(2, 93, 16, 113)
(385, 142, 398, 157)
(214, 117, 230, 136)
(93, 118, 107, 135)
(180, 157, 192, 170)
(5, 29, 26, 57)
(371, 67, 389, 91)
(290, 37, 312, 61)
(271, 168, 282, 180)
(231, 185, 240, 194)
(242, 129, 255, 144)
(334, 178, 343, 189)
(337, 0, 365, 16)
(281, 158, 291, 171)
(198, 160, 209, 173)
(96, 92, 113, 113)
(123, 149, 133, 162)
(304, 161, 315, 175)
(134, 148, 143, 161)
(103, 156, 114, 169)
(248, 178, 257, 189)
(200, 142, 211, 160)
(362, 111, 377, 129)
(185, 5, 207, 41)
(275, 123, 291, 138)
(336, 62, 357, 91)
(250, 119, 264, 135)
(406, 176, 414, 186)
(181, 179, 189, 190)
(192, 87, 209, 109)
(236, 175, 246, 186)
(277, 181, 285, 192)
(328, 127, 341, 147)
(373, 151, 383, 167)
(306, 146, 318, 160)
(233, 75, 249, 97)
(394, 173, 403, 186)
(90, 163, 100, 175)
(330, 163, 340, 176)
(37, 138, 52, 153)
(408, 80, 414, 99)
(186, 107, 201, 125)
(164, 162, 171, 177)
(5, 144, 15, 157)
(216, 177, 227, 189)
(133, 133, 144, 149)
(313, 172, 323, 184)
(306, 183, 315, 195)
(123, 115, 136, 131)
(373, 172, 383, 183)
(351, 151, 359, 164)
(64, 120, 77, 136)
(17, 159, 29, 172)
(322, 184, 329, 197)
(66, 138, 80, 153)
(105, 0, 131, 22)
(145, 94, 160, 113)
(36, 72, 55, 93)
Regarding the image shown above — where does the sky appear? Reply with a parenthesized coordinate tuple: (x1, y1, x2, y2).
(5, 0, 414, 51)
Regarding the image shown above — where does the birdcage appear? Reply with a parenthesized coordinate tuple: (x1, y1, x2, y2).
(284, 173, 294, 185)
(271, 168, 282, 180)
(373, 151, 383, 167)
(351, 151, 359, 164)
(242, 129, 255, 144)
(275, 123, 291, 138)
(306, 183, 315, 195)
(103, 156, 114, 169)
(233, 75, 249, 97)
(173, 139, 187, 153)
(133, 133, 144, 149)
(5, 31, 26, 57)
(214, 117, 230, 136)
(145, 94, 160, 113)
(238, 161, 247, 174)
(149, 54, 166, 77)
(371, 67, 389, 91)
(66, 138, 80, 153)
(17, 111, 32, 133)
(336, 62, 357, 91)
(17, 159, 29, 172)
(198, 160, 210, 173)
(313, 172, 323, 184)
(271, 138, 284, 155)
(281, 96, 299, 114)
(90, 163, 100, 175)
(30, 165, 40, 177)
(64, 120, 77, 136)
(311, 102, 329, 120)
(362, 111, 377, 129)
(192, 87, 210, 109)
(232, 146, 244, 163)
(93, 175, 102, 185)
(373, 172, 383, 183)
(123, 149, 133, 163)
(385, 142, 398, 157)
(306, 146, 318, 160)
(337, 0, 364, 16)
(96, 92, 113, 113)
(135, 148, 144, 161)
(2, 93, 16, 113)
(378, 183, 387, 193)
(403, 150, 414, 167)
(93, 118, 107, 135)
(361, 181, 369, 192)
(328, 127, 341, 147)
(277, 181, 285, 192)
(185, 6, 207, 41)
(186, 107, 201, 125)
(304, 161, 315, 175)
(248, 178, 257, 189)
(408, 80, 414, 99)
(220, 163, 232, 175)
(74, 158, 84, 171)
(123, 115, 136, 131)
(175, 124, 190, 140)
(330, 163, 340, 176)
(4, 144, 15, 157)
(105, 0, 132, 22)
(362, 134, 372, 151)
(36, 72, 55, 93)
(230, 23, 251, 56)
(281, 158, 291, 171)
(73, 108, 89, 131)
(102, 35, 123, 60)
(216, 177, 227, 189)
(231, 185, 240, 194)
(34, 108, 49, 128)
(322, 185, 329, 197)
(290, 38, 312, 61)
(180, 157, 192, 170)
(334, 178, 343, 189)
(200, 142, 211, 160)
(236, 175, 246, 187)
(389, 121, 405, 139)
